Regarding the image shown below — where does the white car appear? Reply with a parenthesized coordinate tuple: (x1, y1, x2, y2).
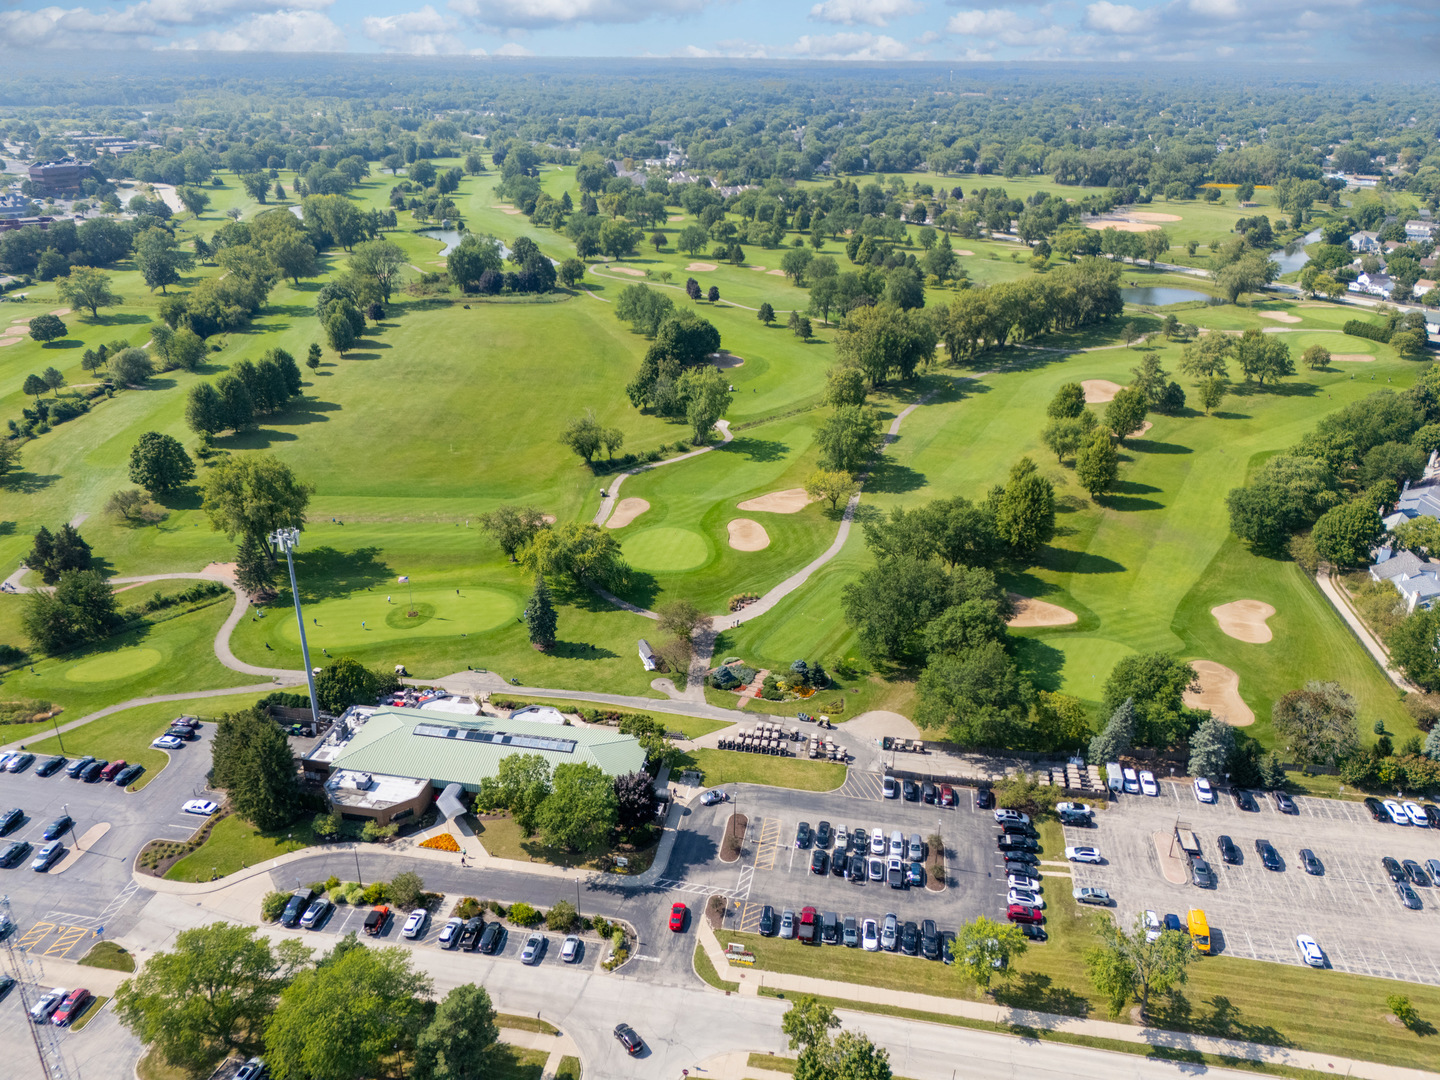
(1006, 873, 1038, 891)
(1193, 777, 1215, 803)
(1403, 802, 1429, 827)
(402, 910, 428, 938)
(1055, 802, 1090, 815)
(29, 987, 66, 1023)
(1144, 910, 1161, 942)
(520, 933, 546, 965)
(835, 825, 849, 850)
(1296, 934, 1325, 968)
(780, 910, 796, 939)
(699, 789, 728, 806)
(1008, 887, 1044, 909)
(880, 913, 899, 951)
(1138, 771, 1159, 797)
(1122, 767, 1139, 794)
(1065, 846, 1102, 864)
(868, 856, 884, 881)
(437, 917, 464, 948)
(182, 799, 219, 816)
(861, 918, 880, 952)
(151, 735, 184, 750)
(561, 935, 582, 963)
(994, 808, 1030, 825)
(870, 828, 886, 856)
(1383, 799, 1409, 825)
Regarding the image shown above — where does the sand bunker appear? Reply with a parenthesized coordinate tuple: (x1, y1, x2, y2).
(766, 269, 787, 276)
(608, 265, 646, 277)
(1212, 599, 1276, 644)
(1007, 593, 1079, 628)
(606, 498, 650, 529)
(668, 215, 686, 222)
(489, 205, 523, 215)
(0, 336, 22, 347)
(1083, 379, 1124, 403)
(1259, 311, 1302, 324)
(1182, 661, 1254, 726)
(738, 488, 813, 514)
(749, 266, 768, 272)
(1087, 220, 1160, 233)
(1128, 212, 1182, 223)
(1124, 420, 1154, 439)
(686, 262, 718, 272)
(1332, 354, 1374, 362)
(727, 518, 770, 551)
(953, 249, 975, 256)
(709, 351, 745, 369)
(48, 307, 71, 317)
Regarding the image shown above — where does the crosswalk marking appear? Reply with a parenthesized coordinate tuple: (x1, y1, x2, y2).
(838, 770, 885, 801)
(754, 817, 781, 871)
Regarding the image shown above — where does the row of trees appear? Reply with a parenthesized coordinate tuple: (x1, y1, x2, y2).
(477, 752, 655, 853)
(185, 348, 305, 436)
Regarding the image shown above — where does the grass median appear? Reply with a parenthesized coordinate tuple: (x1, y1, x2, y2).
(677, 747, 846, 791)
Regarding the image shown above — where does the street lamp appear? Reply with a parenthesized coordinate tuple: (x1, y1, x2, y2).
(271, 527, 321, 725)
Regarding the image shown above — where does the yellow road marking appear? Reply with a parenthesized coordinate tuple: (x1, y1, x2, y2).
(16, 922, 55, 951)
(46, 925, 91, 957)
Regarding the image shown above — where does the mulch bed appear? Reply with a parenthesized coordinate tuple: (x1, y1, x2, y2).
(720, 814, 747, 863)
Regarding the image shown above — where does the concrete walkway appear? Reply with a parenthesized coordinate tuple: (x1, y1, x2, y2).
(1315, 570, 1413, 691)
(499, 1025, 581, 1080)
(593, 419, 733, 529)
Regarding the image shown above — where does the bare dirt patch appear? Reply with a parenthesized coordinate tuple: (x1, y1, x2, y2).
(1006, 593, 1079, 628)
(727, 518, 770, 551)
(710, 351, 745, 369)
(1087, 220, 1160, 233)
(1332, 353, 1375, 362)
(1182, 660, 1254, 726)
(1211, 599, 1276, 644)
(1128, 212, 1182, 223)
(607, 265, 646, 277)
(738, 488, 812, 514)
(686, 262, 718, 272)
(1259, 311, 1302, 324)
(201, 562, 238, 583)
(720, 814, 747, 862)
(606, 498, 650, 529)
(1082, 379, 1124, 403)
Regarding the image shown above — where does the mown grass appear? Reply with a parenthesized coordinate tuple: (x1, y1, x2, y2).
(693, 940, 741, 993)
(77, 939, 136, 972)
(677, 747, 847, 792)
(496, 1013, 561, 1035)
(164, 812, 320, 882)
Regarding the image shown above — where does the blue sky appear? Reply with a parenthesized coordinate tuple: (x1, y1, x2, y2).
(0, 0, 1432, 62)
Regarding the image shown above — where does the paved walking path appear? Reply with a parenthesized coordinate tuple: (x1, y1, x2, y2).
(499, 1026, 581, 1080)
(593, 419, 733, 529)
(1315, 570, 1413, 691)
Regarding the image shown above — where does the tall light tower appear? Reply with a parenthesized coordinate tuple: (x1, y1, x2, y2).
(1, 895, 73, 1080)
(271, 527, 321, 725)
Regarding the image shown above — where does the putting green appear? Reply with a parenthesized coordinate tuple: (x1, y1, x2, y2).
(66, 648, 163, 683)
(275, 587, 518, 647)
(622, 527, 711, 573)
(1054, 637, 1138, 703)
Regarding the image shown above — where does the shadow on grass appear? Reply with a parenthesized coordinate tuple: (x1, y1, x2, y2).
(1150, 992, 1294, 1049)
(547, 639, 619, 661)
(290, 545, 393, 600)
(995, 971, 1091, 1018)
(7, 471, 61, 494)
(864, 460, 925, 495)
(1011, 638, 1068, 693)
(723, 436, 788, 462)
(1128, 438, 1192, 455)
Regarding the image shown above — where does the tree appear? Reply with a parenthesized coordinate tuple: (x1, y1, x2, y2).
(834, 302, 937, 385)
(23, 373, 48, 400)
(916, 641, 1029, 746)
(1088, 698, 1136, 764)
(112, 347, 154, 386)
(1104, 386, 1148, 441)
(478, 505, 548, 561)
(781, 995, 839, 1052)
(212, 707, 301, 830)
(1214, 251, 1278, 303)
(559, 409, 605, 464)
(1226, 454, 1340, 553)
(22, 568, 124, 652)
(265, 940, 431, 1080)
(413, 984, 499, 1080)
(25, 523, 92, 584)
(134, 227, 194, 293)
(1084, 914, 1195, 1018)
(129, 431, 195, 494)
(824, 364, 868, 407)
(518, 521, 629, 591)
(1179, 332, 1232, 380)
(955, 916, 1028, 991)
(28, 313, 67, 343)
(325, 311, 356, 355)
(1188, 716, 1236, 778)
(1234, 328, 1294, 385)
(202, 453, 313, 557)
(707, 285, 721, 303)
(1075, 429, 1118, 497)
(758, 302, 775, 325)
(1391, 608, 1440, 692)
(447, 235, 503, 292)
(990, 457, 1055, 557)
(815, 405, 881, 474)
(1302, 344, 1330, 371)
(349, 239, 406, 303)
(477, 753, 552, 834)
(234, 533, 276, 597)
(115, 923, 311, 1071)
(1041, 413, 1097, 464)
(1102, 653, 1202, 749)
(0, 440, 20, 486)
(1197, 375, 1227, 415)
(613, 770, 657, 832)
(538, 762, 619, 851)
(557, 258, 585, 288)
(177, 185, 210, 218)
(169, 327, 207, 371)
(1393, 516, 1440, 557)
(42, 365, 65, 395)
(1271, 681, 1360, 767)
(1047, 382, 1086, 419)
(185, 382, 228, 436)
(1310, 501, 1384, 568)
(805, 468, 859, 511)
(524, 574, 557, 651)
(679, 364, 730, 444)
(306, 342, 322, 371)
(389, 871, 426, 911)
(264, 232, 319, 286)
(57, 266, 121, 318)
(312, 657, 385, 715)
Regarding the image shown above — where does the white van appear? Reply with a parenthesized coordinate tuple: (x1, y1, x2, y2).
(1106, 763, 1123, 793)
(1122, 767, 1140, 795)
(888, 830, 905, 858)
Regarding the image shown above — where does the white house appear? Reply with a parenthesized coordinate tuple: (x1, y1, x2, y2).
(1405, 220, 1435, 242)
(1370, 549, 1440, 612)
(1350, 230, 1382, 253)
(638, 639, 657, 671)
(1349, 271, 1394, 299)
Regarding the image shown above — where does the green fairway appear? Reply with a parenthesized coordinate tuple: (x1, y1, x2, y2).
(622, 526, 711, 572)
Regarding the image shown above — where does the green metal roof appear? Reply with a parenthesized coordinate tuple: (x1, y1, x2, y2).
(329, 708, 647, 789)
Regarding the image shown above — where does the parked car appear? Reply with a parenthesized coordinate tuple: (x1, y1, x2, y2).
(30, 841, 62, 871)
(795, 821, 813, 848)
(1144, 910, 1161, 942)
(64, 756, 94, 778)
(182, 800, 219, 815)
(868, 856, 884, 881)
(1427, 859, 1440, 884)
(882, 776, 899, 799)
(887, 857, 905, 888)
(1382, 800, 1409, 825)
(36, 756, 65, 777)
(870, 828, 886, 856)
(699, 789, 728, 806)
(780, 910, 797, 940)
(113, 764, 144, 786)
(815, 820, 832, 848)
(1001, 822, 1036, 838)
(1073, 887, 1112, 905)
(1019, 923, 1048, 942)
(1007, 904, 1043, 925)
(152, 735, 184, 750)
(939, 785, 956, 807)
(51, 988, 90, 1026)
(80, 760, 107, 782)
(994, 808, 1030, 825)
(1403, 802, 1429, 827)
(1403, 859, 1431, 887)
(7, 752, 34, 773)
(862, 919, 880, 951)
(1272, 790, 1298, 814)
(281, 890, 315, 928)
(759, 905, 776, 937)
(363, 906, 390, 936)
(479, 922, 504, 955)
(907, 833, 924, 860)
(613, 1023, 644, 1055)
(1299, 849, 1323, 875)
(1055, 802, 1090, 816)
(902, 780, 920, 801)
(29, 987, 66, 1023)
(1003, 850, 1038, 866)
(1296, 935, 1325, 968)
(1138, 771, 1159, 796)
(1218, 835, 1241, 864)
(98, 760, 126, 781)
(906, 862, 924, 887)
(669, 903, 687, 932)
(830, 851, 848, 877)
(1058, 808, 1093, 827)
(1255, 839, 1282, 871)
(1163, 913, 1184, 934)
(1192, 858, 1215, 888)
(42, 815, 71, 841)
(889, 830, 905, 857)
(997, 835, 1039, 853)
(561, 935, 582, 962)
(809, 849, 828, 875)
(1122, 767, 1140, 794)
(1364, 797, 1388, 822)
(1397, 882, 1423, 910)
(847, 856, 866, 882)
(1193, 777, 1215, 803)
(1065, 846, 1101, 864)
(0, 808, 21, 835)
(821, 911, 841, 945)
(299, 898, 332, 929)
(438, 917, 464, 948)
(975, 788, 995, 810)
(843, 916, 859, 948)
(881, 912, 899, 950)
(0, 840, 31, 867)
(402, 910, 428, 938)
(458, 916, 485, 950)
(922, 782, 937, 804)
(1382, 857, 1406, 883)
(900, 921, 919, 955)
(520, 933, 546, 965)
(236, 1058, 267, 1080)
(1005, 859, 1037, 880)
(1008, 887, 1043, 908)
(1229, 786, 1256, 812)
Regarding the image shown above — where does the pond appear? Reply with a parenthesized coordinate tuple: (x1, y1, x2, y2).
(1269, 228, 1322, 275)
(419, 230, 510, 259)
(1121, 286, 1211, 306)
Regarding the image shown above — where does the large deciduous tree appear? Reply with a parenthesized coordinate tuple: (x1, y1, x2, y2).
(955, 915, 1028, 991)
(57, 266, 122, 318)
(538, 762, 619, 852)
(412, 983, 499, 1080)
(211, 707, 302, 831)
(815, 404, 881, 475)
(477, 753, 552, 834)
(1271, 681, 1360, 767)
(1084, 914, 1195, 1018)
(128, 431, 196, 494)
(989, 457, 1055, 557)
(1074, 429, 1119, 497)
(1102, 653, 1201, 748)
(202, 454, 312, 557)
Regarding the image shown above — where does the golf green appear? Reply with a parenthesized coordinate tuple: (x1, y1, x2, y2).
(66, 648, 163, 683)
(622, 527, 711, 572)
(272, 587, 519, 648)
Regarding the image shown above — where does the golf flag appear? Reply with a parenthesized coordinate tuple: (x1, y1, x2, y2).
(398, 575, 409, 583)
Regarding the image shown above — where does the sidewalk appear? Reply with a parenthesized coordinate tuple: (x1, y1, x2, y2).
(1315, 570, 1412, 691)
(498, 1025, 580, 1080)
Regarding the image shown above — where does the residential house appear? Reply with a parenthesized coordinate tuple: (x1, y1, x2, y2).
(1370, 549, 1440, 612)
(1405, 220, 1435, 242)
(1349, 271, 1394, 299)
(1350, 230, 1382, 253)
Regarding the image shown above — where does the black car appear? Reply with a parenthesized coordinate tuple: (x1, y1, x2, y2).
(1001, 822, 1037, 839)
(1426, 805, 1440, 829)
(1019, 923, 1048, 942)
(810, 849, 828, 875)
(847, 854, 866, 882)
(902, 780, 920, 801)
(80, 760, 107, 782)
(830, 850, 849, 877)
(1217, 835, 1241, 864)
(1058, 809, 1093, 827)
(1272, 790, 1297, 814)
(1403, 859, 1431, 887)
(281, 889, 314, 927)
(998, 836, 1039, 854)
(1229, 787, 1257, 812)
(0, 808, 21, 836)
(1364, 797, 1388, 822)
(0, 975, 13, 997)
(167, 725, 199, 741)
(1382, 856, 1406, 883)
(42, 815, 71, 841)
(113, 763, 144, 786)
(1299, 848, 1323, 875)
(479, 921, 504, 954)
(1192, 858, 1215, 887)
(975, 788, 995, 810)
(459, 916, 485, 951)
(759, 905, 776, 936)
(1254, 839, 1282, 871)
(795, 821, 813, 849)
(900, 920, 919, 955)
(921, 782, 937, 804)
(64, 756, 94, 778)
(0, 840, 30, 868)
(172, 716, 202, 730)
(815, 820, 832, 849)
(35, 756, 65, 777)
(614, 1024, 643, 1056)
(1397, 882, 1423, 910)
(920, 919, 940, 960)
(1005, 859, 1036, 880)
(1002, 849, 1038, 865)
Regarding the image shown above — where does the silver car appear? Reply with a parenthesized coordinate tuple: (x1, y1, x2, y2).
(437, 917, 464, 948)
(779, 909, 797, 939)
(520, 933, 546, 964)
(880, 912, 899, 951)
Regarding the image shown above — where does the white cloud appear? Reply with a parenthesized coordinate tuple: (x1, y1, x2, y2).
(789, 30, 911, 58)
(361, 5, 468, 53)
(495, 39, 533, 53)
(448, 0, 710, 30)
(1083, 2, 1155, 33)
(0, 0, 343, 50)
(808, 0, 923, 27)
(173, 9, 347, 49)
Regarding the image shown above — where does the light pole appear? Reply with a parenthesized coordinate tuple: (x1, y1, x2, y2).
(271, 527, 320, 726)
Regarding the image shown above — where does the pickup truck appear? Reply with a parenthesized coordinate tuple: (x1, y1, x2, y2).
(797, 905, 819, 945)
(363, 905, 390, 936)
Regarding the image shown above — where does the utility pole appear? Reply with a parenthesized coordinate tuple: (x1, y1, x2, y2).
(0, 895, 73, 1080)
(271, 527, 320, 725)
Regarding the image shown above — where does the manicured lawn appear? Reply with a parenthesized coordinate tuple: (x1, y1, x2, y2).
(491, 1045, 549, 1080)
(78, 940, 136, 972)
(677, 748, 846, 791)
(693, 940, 740, 992)
(555, 1055, 582, 1080)
(68, 994, 110, 1032)
(164, 812, 321, 881)
(470, 814, 660, 873)
(496, 1014, 561, 1035)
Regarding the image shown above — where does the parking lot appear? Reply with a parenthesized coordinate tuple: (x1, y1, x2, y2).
(1068, 781, 1440, 984)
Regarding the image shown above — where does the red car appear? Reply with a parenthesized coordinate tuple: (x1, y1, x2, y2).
(939, 785, 956, 807)
(1007, 904, 1043, 926)
(99, 760, 126, 782)
(669, 902, 686, 932)
(51, 988, 91, 1026)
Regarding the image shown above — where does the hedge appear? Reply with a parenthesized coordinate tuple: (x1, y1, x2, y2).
(1343, 318, 1392, 343)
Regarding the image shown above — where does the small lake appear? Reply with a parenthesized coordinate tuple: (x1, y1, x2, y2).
(1121, 286, 1210, 306)
(1269, 228, 1322, 275)
(419, 230, 510, 259)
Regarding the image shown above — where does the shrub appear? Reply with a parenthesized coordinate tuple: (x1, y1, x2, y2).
(592, 915, 612, 937)
(1343, 318, 1391, 343)
(261, 891, 289, 922)
(323, 875, 340, 893)
(546, 900, 578, 932)
(361, 820, 398, 842)
(456, 897, 484, 919)
(312, 811, 341, 840)
(489, 900, 507, 916)
(389, 870, 426, 910)
(1388, 994, 1419, 1030)
(508, 901, 541, 927)
(361, 882, 388, 905)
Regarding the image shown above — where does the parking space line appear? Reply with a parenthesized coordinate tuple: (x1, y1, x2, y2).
(45, 925, 91, 957)
(15, 921, 54, 951)
(754, 817, 780, 871)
